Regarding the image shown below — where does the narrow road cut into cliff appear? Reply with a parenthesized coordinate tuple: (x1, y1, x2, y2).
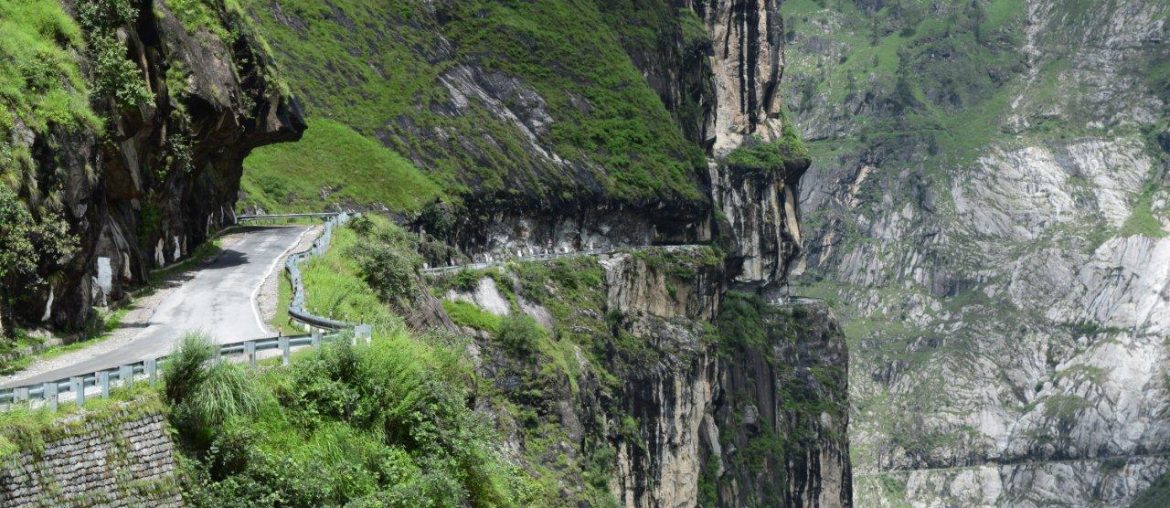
(1, 226, 310, 388)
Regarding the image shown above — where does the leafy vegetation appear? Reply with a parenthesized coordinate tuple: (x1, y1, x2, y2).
(161, 331, 542, 506)
(295, 215, 411, 332)
(0, 0, 97, 138)
(724, 120, 811, 176)
(78, 0, 152, 110)
(164, 334, 263, 451)
(716, 292, 767, 350)
(0, 1, 93, 335)
(442, 300, 502, 334)
(1119, 182, 1168, 238)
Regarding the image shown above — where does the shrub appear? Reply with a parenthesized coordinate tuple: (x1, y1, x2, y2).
(417, 200, 454, 238)
(354, 242, 417, 303)
(77, 0, 152, 109)
(452, 269, 481, 292)
(496, 314, 544, 355)
(162, 333, 215, 405)
(164, 333, 262, 451)
(349, 214, 374, 236)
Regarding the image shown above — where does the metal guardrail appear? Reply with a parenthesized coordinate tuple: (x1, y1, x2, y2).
(0, 328, 373, 410)
(237, 213, 340, 221)
(282, 212, 357, 331)
(1, 212, 370, 411)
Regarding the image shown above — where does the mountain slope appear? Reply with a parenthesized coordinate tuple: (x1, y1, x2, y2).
(782, 0, 1170, 505)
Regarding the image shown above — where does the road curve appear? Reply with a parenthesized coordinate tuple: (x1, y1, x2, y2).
(2, 226, 309, 387)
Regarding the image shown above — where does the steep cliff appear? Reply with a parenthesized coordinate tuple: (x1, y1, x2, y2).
(0, 0, 303, 335)
(3, 0, 851, 506)
(781, 0, 1170, 505)
(414, 3, 851, 504)
(430, 245, 849, 507)
(228, 0, 850, 505)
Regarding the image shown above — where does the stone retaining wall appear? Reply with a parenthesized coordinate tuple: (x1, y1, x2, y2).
(0, 411, 182, 507)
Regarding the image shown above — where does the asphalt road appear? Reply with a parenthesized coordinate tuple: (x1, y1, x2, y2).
(3, 226, 309, 387)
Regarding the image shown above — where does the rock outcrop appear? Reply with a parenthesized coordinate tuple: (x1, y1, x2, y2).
(445, 2, 849, 506)
(783, 0, 1170, 504)
(10, 0, 303, 331)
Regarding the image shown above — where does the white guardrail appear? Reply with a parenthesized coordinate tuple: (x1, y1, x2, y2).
(0, 212, 369, 410)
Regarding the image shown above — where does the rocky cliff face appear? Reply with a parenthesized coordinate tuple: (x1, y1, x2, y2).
(440, 245, 849, 507)
(781, 0, 1170, 505)
(6, 0, 302, 332)
(422, 1, 851, 506)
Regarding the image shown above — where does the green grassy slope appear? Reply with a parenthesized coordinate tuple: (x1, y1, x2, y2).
(236, 0, 705, 213)
(240, 118, 442, 213)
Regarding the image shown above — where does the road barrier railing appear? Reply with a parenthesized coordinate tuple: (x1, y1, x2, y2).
(0, 326, 373, 411)
(282, 212, 357, 331)
(237, 213, 341, 221)
(1, 211, 371, 412)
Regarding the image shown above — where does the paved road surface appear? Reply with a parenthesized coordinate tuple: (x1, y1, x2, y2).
(2, 226, 309, 387)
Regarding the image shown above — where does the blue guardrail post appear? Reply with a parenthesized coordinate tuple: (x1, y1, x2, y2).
(356, 324, 372, 345)
(72, 377, 85, 407)
(280, 335, 290, 365)
(120, 365, 134, 388)
(146, 358, 158, 383)
(44, 382, 57, 411)
(98, 371, 110, 398)
(245, 341, 257, 367)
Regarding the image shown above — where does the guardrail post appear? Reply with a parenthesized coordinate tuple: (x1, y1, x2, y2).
(120, 365, 134, 388)
(214, 345, 222, 366)
(72, 377, 85, 407)
(311, 329, 321, 349)
(44, 382, 57, 411)
(279, 335, 290, 365)
(146, 358, 158, 383)
(15, 387, 28, 404)
(245, 341, 257, 367)
(356, 324, 372, 345)
(98, 371, 110, 398)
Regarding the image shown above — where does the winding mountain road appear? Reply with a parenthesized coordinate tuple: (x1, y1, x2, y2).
(1, 226, 310, 388)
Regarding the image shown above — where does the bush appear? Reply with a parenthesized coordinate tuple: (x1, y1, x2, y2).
(349, 214, 374, 236)
(348, 222, 422, 306)
(354, 242, 417, 303)
(162, 333, 215, 405)
(496, 314, 544, 355)
(164, 334, 262, 451)
(417, 201, 454, 238)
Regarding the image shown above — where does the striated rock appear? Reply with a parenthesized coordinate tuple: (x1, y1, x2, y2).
(698, 0, 788, 156)
(788, 0, 1170, 504)
(711, 158, 806, 293)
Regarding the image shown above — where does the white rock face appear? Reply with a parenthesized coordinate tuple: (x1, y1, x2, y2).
(954, 140, 1152, 241)
(703, 0, 786, 156)
(787, 0, 1170, 505)
(709, 161, 802, 289)
(445, 276, 511, 317)
(860, 456, 1170, 508)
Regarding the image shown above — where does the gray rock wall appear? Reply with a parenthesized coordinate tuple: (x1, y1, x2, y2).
(10, 0, 303, 331)
(0, 411, 182, 507)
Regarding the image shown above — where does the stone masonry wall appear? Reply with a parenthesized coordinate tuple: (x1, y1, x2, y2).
(0, 411, 181, 507)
